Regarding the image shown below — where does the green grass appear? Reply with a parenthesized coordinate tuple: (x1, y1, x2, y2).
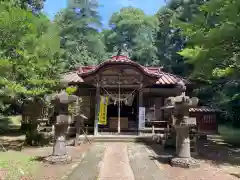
(218, 125, 240, 147)
(0, 151, 39, 179)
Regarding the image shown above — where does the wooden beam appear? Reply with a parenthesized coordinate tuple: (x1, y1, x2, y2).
(98, 84, 142, 88)
(142, 87, 182, 96)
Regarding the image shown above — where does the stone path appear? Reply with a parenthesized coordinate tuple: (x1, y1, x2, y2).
(67, 143, 105, 180)
(67, 142, 166, 180)
(67, 142, 239, 180)
(98, 143, 135, 180)
(128, 143, 166, 180)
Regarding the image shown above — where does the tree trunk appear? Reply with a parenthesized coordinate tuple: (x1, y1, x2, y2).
(175, 125, 191, 158)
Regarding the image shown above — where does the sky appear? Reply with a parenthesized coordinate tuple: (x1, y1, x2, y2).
(44, 0, 166, 27)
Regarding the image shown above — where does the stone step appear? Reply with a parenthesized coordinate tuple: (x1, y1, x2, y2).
(78, 135, 159, 143)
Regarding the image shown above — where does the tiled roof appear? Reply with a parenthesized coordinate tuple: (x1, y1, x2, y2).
(61, 72, 83, 84)
(64, 56, 190, 85)
(78, 55, 160, 78)
(189, 106, 220, 113)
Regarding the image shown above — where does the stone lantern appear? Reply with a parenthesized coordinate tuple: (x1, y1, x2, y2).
(163, 82, 200, 168)
(45, 90, 77, 164)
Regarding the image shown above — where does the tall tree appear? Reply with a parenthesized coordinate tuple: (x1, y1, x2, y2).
(55, 0, 106, 71)
(178, 0, 240, 126)
(155, 0, 207, 76)
(0, 1, 64, 112)
(0, 0, 45, 11)
(104, 7, 159, 65)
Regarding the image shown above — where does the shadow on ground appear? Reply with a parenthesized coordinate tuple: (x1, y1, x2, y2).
(144, 142, 175, 164)
(196, 138, 240, 166)
(140, 138, 240, 167)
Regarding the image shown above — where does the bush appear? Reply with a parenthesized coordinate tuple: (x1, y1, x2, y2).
(219, 125, 240, 147)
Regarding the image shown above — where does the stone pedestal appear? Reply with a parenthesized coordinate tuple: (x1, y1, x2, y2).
(44, 124, 72, 164)
(44, 154, 71, 164)
(53, 135, 67, 156)
(171, 125, 200, 168)
(171, 157, 200, 168)
(175, 126, 191, 158)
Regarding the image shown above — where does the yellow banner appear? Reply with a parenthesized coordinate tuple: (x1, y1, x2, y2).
(98, 96, 108, 125)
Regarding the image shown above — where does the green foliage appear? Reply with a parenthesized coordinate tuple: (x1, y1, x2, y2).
(0, 0, 239, 129)
(177, 0, 240, 126)
(55, 0, 107, 70)
(104, 7, 159, 65)
(66, 86, 77, 95)
(219, 125, 240, 147)
(0, 2, 64, 114)
(154, 0, 206, 76)
(0, 0, 44, 9)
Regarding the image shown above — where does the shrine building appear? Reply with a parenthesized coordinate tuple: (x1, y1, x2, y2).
(62, 54, 209, 136)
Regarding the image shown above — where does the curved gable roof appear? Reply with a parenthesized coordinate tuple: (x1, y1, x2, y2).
(64, 56, 190, 85)
(78, 55, 160, 78)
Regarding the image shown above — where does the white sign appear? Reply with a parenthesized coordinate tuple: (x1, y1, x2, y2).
(138, 107, 146, 129)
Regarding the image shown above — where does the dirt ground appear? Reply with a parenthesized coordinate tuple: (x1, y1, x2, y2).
(0, 139, 91, 180)
(146, 136, 240, 180)
(1, 135, 240, 180)
(161, 162, 239, 180)
(22, 144, 91, 180)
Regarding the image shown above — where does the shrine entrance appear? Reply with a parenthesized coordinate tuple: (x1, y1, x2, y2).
(99, 90, 138, 133)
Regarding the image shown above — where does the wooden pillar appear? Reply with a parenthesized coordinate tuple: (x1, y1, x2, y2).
(94, 83, 100, 136)
(138, 88, 143, 135)
(118, 81, 121, 134)
(139, 90, 143, 107)
(161, 98, 165, 121)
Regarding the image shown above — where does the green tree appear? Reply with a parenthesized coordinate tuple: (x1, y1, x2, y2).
(104, 7, 159, 65)
(0, 1, 64, 143)
(155, 0, 207, 76)
(0, 0, 45, 11)
(55, 0, 106, 71)
(178, 0, 240, 126)
(0, 2, 64, 111)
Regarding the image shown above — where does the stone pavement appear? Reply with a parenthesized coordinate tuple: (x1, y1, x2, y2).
(67, 143, 105, 180)
(67, 142, 166, 180)
(98, 143, 135, 180)
(128, 143, 166, 180)
(67, 142, 239, 180)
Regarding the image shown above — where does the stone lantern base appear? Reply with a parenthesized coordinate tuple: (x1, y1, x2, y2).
(171, 157, 200, 168)
(44, 154, 72, 164)
(44, 133, 72, 164)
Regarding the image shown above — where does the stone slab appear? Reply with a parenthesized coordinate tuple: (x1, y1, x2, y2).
(128, 143, 166, 180)
(98, 143, 135, 180)
(67, 143, 105, 180)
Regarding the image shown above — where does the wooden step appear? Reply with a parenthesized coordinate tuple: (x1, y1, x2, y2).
(140, 127, 167, 131)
